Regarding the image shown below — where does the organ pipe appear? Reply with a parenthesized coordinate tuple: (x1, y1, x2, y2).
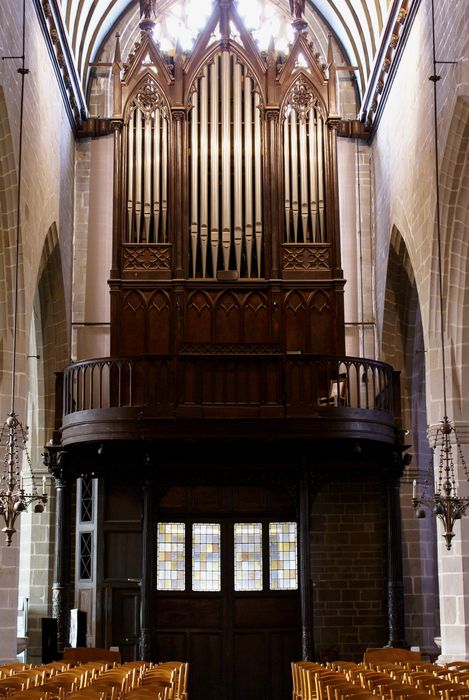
(254, 90, 262, 277)
(233, 58, 243, 275)
(188, 51, 264, 278)
(161, 116, 168, 242)
(144, 110, 152, 241)
(244, 76, 254, 278)
(317, 116, 325, 241)
(299, 117, 309, 242)
(210, 59, 219, 277)
(308, 108, 318, 242)
(152, 107, 161, 242)
(190, 92, 199, 276)
(127, 110, 135, 241)
(135, 111, 142, 241)
(221, 51, 231, 271)
(290, 109, 299, 243)
(200, 69, 209, 275)
(284, 111, 291, 243)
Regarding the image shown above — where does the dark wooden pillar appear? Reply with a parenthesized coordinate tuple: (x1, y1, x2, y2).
(51, 462, 71, 652)
(140, 472, 153, 660)
(299, 471, 313, 659)
(385, 467, 408, 648)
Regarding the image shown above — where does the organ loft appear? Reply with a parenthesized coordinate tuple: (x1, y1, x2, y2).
(34, 1, 408, 699)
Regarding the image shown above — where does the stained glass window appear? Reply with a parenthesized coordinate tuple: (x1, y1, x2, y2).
(157, 522, 186, 591)
(234, 522, 263, 591)
(269, 521, 298, 590)
(192, 523, 221, 591)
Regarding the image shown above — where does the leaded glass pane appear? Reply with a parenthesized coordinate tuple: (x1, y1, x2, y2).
(269, 522, 298, 590)
(79, 532, 92, 580)
(192, 523, 221, 592)
(157, 522, 186, 591)
(80, 477, 93, 522)
(234, 522, 263, 591)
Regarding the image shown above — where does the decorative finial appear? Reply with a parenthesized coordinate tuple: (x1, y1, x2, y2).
(289, 0, 307, 34)
(139, 0, 157, 32)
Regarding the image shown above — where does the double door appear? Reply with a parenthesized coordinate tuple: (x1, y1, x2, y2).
(151, 485, 301, 700)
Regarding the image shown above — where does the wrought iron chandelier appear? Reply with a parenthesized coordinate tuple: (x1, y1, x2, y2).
(411, 0, 468, 550)
(0, 0, 47, 546)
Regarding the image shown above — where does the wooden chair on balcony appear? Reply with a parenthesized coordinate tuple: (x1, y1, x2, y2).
(318, 374, 347, 407)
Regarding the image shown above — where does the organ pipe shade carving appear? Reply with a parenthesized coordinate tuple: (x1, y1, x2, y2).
(284, 79, 326, 243)
(125, 78, 169, 243)
(189, 52, 264, 279)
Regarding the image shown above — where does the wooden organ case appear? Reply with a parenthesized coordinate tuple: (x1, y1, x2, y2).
(109, 0, 345, 366)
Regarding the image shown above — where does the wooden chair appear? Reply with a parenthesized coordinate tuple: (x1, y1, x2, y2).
(318, 374, 347, 407)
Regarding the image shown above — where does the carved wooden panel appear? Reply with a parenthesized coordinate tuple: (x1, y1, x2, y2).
(185, 291, 213, 343)
(215, 291, 241, 343)
(284, 290, 308, 352)
(282, 244, 330, 271)
(243, 292, 269, 342)
(122, 245, 171, 271)
(309, 289, 334, 354)
(148, 290, 171, 354)
(121, 290, 146, 355)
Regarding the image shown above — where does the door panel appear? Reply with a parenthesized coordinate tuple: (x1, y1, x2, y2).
(152, 486, 301, 700)
(107, 587, 141, 661)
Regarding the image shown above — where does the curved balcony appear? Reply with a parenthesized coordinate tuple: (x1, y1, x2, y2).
(59, 353, 401, 446)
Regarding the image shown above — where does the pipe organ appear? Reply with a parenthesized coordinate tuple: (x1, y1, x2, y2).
(189, 53, 264, 279)
(125, 78, 169, 243)
(110, 0, 345, 357)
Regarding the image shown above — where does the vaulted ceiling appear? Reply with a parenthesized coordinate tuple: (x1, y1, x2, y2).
(56, 0, 392, 103)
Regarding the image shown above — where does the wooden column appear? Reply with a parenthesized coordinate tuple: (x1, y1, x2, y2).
(172, 109, 186, 278)
(265, 108, 280, 279)
(140, 471, 154, 660)
(50, 456, 71, 653)
(299, 471, 313, 659)
(385, 464, 408, 648)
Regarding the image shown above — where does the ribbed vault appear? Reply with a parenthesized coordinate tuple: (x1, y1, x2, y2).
(57, 0, 392, 104)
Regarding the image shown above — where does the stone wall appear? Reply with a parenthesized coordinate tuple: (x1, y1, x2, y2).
(311, 474, 387, 661)
(0, 0, 75, 663)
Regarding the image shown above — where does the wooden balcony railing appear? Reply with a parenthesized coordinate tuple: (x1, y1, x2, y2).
(62, 353, 396, 417)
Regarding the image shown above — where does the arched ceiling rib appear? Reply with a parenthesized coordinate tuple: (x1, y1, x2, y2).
(56, 0, 392, 106)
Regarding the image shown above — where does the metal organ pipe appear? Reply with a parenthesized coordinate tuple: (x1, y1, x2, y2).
(221, 51, 231, 271)
(244, 76, 254, 277)
(153, 107, 161, 243)
(135, 110, 143, 241)
(161, 115, 168, 242)
(210, 59, 219, 277)
(144, 110, 152, 242)
(317, 115, 325, 242)
(254, 90, 262, 277)
(127, 110, 135, 241)
(200, 69, 209, 275)
(299, 116, 309, 242)
(190, 92, 199, 276)
(308, 108, 318, 242)
(284, 110, 291, 243)
(289, 109, 299, 243)
(233, 58, 243, 276)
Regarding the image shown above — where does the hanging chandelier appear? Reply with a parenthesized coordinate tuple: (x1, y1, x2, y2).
(0, 0, 48, 547)
(411, 0, 465, 550)
(413, 417, 469, 550)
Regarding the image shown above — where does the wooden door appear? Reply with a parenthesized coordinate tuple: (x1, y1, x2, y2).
(152, 485, 301, 700)
(104, 585, 141, 661)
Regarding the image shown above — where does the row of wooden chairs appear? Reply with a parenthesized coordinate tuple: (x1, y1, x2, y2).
(292, 658, 469, 700)
(0, 660, 188, 700)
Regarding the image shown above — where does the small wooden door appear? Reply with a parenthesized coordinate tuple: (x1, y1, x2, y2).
(105, 585, 141, 661)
